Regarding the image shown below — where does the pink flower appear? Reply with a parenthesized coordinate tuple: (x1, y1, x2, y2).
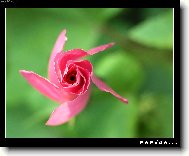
(20, 29, 128, 126)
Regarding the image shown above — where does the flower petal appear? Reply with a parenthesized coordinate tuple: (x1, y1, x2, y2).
(77, 67, 91, 93)
(91, 74, 128, 104)
(46, 88, 91, 126)
(87, 42, 115, 55)
(74, 60, 93, 73)
(48, 30, 67, 87)
(63, 73, 85, 95)
(54, 49, 88, 82)
(20, 70, 66, 103)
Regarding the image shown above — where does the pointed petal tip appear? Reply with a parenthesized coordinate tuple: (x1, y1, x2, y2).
(45, 121, 50, 126)
(45, 119, 52, 126)
(19, 70, 23, 74)
(87, 42, 115, 55)
(61, 29, 67, 36)
(45, 121, 53, 126)
(123, 99, 129, 104)
(19, 70, 31, 76)
(45, 121, 55, 126)
(91, 75, 128, 105)
(110, 42, 115, 46)
(19, 69, 25, 73)
(45, 119, 67, 126)
(107, 42, 115, 48)
(19, 70, 36, 78)
(19, 69, 28, 73)
(45, 114, 69, 126)
(60, 29, 67, 41)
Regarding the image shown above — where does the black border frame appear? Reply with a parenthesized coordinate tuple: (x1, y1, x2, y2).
(1, 0, 180, 148)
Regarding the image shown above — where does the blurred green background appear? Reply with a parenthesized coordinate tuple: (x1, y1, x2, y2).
(6, 8, 173, 138)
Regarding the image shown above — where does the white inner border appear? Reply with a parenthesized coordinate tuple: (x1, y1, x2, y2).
(5, 8, 175, 139)
(173, 8, 174, 138)
(5, 8, 6, 138)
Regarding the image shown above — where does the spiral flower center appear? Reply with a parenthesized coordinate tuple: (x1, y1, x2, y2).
(64, 71, 77, 84)
(69, 75, 75, 81)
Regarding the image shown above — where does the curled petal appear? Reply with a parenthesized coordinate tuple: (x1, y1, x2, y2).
(54, 49, 88, 82)
(62, 63, 77, 85)
(20, 70, 66, 103)
(91, 74, 128, 104)
(48, 30, 67, 87)
(46, 88, 91, 126)
(87, 42, 115, 55)
(77, 67, 91, 93)
(73, 60, 93, 73)
(63, 74, 85, 95)
(62, 67, 90, 95)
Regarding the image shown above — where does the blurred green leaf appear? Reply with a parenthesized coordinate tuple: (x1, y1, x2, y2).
(82, 8, 124, 23)
(28, 8, 124, 26)
(158, 95, 173, 137)
(138, 94, 173, 137)
(140, 63, 173, 96)
(128, 10, 173, 49)
(141, 8, 172, 19)
(6, 105, 59, 138)
(71, 92, 138, 138)
(94, 51, 144, 93)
